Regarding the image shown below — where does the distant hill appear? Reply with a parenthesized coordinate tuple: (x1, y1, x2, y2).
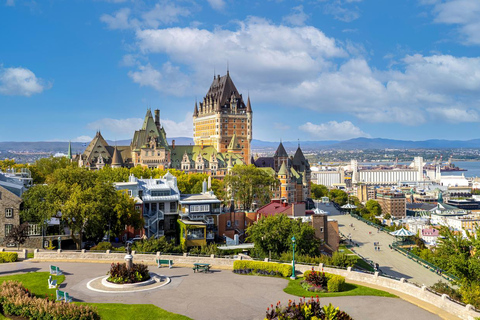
(2, 137, 480, 155)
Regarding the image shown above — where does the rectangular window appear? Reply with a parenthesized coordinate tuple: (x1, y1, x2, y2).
(235, 220, 239, 226)
(128, 190, 133, 197)
(190, 204, 209, 212)
(0, 191, 2, 199)
(169, 219, 176, 230)
(159, 203, 165, 211)
(5, 224, 13, 236)
(5, 208, 13, 218)
(170, 202, 176, 211)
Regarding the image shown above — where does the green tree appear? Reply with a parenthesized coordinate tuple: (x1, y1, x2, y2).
(311, 183, 329, 200)
(365, 200, 382, 216)
(31, 156, 74, 184)
(224, 164, 277, 210)
(328, 189, 348, 206)
(246, 214, 321, 258)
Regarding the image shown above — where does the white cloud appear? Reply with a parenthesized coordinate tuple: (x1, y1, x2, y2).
(100, 8, 135, 30)
(86, 113, 193, 139)
(100, 2, 192, 30)
(128, 62, 191, 96)
(72, 136, 93, 143)
(427, 107, 480, 123)
(0, 66, 50, 96)
(87, 117, 143, 137)
(323, 0, 362, 22)
(161, 112, 193, 137)
(299, 121, 370, 140)
(282, 5, 308, 26)
(6, 0, 15, 6)
(424, 0, 480, 45)
(207, 0, 225, 11)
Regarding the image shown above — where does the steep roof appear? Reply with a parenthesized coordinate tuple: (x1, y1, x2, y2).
(274, 142, 288, 158)
(111, 146, 123, 166)
(131, 109, 169, 150)
(169, 145, 244, 170)
(83, 131, 111, 163)
(293, 146, 309, 172)
(246, 95, 252, 113)
(205, 72, 245, 110)
(278, 162, 288, 176)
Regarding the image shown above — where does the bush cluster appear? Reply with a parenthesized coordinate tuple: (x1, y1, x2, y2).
(265, 297, 352, 320)
(233, 260, 292, 278)
(107, 262, 150, 284)
(0, 280, 99, 320)
(0, 252, 18, 263)
(89, 242, 124, 252)
(132, 237, 182, 254)
(302, 270, 346, 293)
(279, 251, 357, 268)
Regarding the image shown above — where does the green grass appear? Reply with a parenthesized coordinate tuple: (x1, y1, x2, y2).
(79, 303, 192, 320)
(284, 278, 397, 298)
(338, 245, 354, 254)
(0, 272, 190, 320)
(0, 272, 64, 299)
(354, 258, 375, 272)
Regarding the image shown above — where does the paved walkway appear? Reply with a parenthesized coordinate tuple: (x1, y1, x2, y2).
(0, 260, 443, 320)
(316, 202, 446, 286)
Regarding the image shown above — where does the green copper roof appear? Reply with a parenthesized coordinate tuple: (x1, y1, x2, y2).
(278, 162, 288, 175)
(170, 145, 244, 170)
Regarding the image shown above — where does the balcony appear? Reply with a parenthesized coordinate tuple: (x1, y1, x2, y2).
(144, 210, 164, 220)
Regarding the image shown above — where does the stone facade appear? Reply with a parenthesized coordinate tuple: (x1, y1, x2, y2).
(311, 214, 340, 253)
(0, 185, 22, 243)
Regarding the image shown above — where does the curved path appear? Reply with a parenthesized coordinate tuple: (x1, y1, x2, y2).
(316, 202, 446, 286)
(0, 260, 442, 320)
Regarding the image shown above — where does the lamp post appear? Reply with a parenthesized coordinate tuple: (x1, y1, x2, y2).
(290, 236, 296, 280)
(58, 236, 62, 250)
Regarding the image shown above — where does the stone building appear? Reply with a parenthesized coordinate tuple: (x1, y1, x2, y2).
(0, 185, 22, 243)
(376, 191, 406, 218)
(311, 213, 340, 253)
(253, 142, 311, 203)
(193, 71, 252, 165)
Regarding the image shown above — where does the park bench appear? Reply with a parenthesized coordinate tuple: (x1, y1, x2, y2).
(48, 275, 57, 289)
(156, 259, 173, 269)
(56, 290, 72, 303)
(50, 265, 63, 275)
(193, 263, 211, 273)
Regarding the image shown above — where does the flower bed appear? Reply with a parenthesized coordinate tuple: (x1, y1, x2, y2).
(233, 260, 292, 278)
(265, 297, 352, 320)
(0, 280, 99, 320)
(107, 262, 150, 284)
(301, 269, 346, 293)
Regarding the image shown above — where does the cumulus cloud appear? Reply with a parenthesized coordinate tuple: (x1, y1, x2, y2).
(0, 66, 50, 96)
(299, 121, 370, 140)
(424, 0, 480, 45)
(128, 62, 191, 96)
(323, 0, 362, 22)
(86, 112, 192, 139)
(207, 0, 225, 11)
(282, 5, 309, 26)
(100, 1, 192, 30)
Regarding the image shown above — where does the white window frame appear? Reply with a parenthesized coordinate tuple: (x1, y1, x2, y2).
(5, 208, 13, 218)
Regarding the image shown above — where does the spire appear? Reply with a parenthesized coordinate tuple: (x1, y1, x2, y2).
(194, 99, 198, 117)
(227, 133, 240, 150)
(111, 145, 123, 167)
(67, 141, 72, 160)
(246, 94, 252, 113)
(227, 155, 233, 168)
(274, 141, 288, 158)
(278, 162, 288, 176)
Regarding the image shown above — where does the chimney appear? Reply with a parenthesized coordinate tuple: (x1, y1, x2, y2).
(154, 109, 160, 126)
(201, 140, 204, 150)
(202, 179, 207, 194)
(172, 139, 175, 149)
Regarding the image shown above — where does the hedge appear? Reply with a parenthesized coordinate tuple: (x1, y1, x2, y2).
(233, 260, 292, 278)
(303, 270, 346, 293)
(0, 252, 17, 263)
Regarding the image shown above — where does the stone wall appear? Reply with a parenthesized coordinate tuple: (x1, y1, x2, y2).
(33, 251, 480, 320)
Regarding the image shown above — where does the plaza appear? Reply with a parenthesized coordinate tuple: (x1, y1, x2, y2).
(0, 260, 443, 320)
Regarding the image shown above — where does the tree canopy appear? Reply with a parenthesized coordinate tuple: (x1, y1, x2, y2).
(224, 164, 277, 210)
(311, 183, 329, 199)
(246, 214, 321, 258)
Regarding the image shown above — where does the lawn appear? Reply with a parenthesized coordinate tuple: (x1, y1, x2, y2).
(0, 271, 65, 299)
(284, 278, 397, 298)
(0, 272, 191, 320)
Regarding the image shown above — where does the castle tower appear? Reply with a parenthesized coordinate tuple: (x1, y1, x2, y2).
(193, 72, 252, 164)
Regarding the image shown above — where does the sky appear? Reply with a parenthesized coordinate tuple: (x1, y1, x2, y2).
(1, 0, 480, 143)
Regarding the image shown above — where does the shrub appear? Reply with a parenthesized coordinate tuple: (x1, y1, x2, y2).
(107, 262, 150, 284)
(265, 297, 352, 320)
(132, 236, 182, 254)
(327, 275, 345, 293)
(90, 242, 113, 251)
(304, 270, 328, 288)
(431, 281, 462, 302)
(233, 260, 292, 278)
(0, 252, 18, 263)
(0, 280, 99, 320)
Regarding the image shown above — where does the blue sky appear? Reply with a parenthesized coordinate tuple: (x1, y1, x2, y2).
(1, 0, 480, 143)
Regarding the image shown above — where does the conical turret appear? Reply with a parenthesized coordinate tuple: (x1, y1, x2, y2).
(111, 145, 123, 168)
(246, 95, 252, 113)
(194, 100, 198, 117)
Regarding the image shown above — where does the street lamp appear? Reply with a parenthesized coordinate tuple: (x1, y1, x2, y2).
(58, 236, 61, 250)
(290, 236, 296, 280)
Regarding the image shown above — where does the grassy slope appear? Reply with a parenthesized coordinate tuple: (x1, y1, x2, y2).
(284, 278, 397, 298)
(0, 272, 65, 299)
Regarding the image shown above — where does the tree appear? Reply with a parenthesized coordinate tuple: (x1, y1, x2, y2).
(328, 189, 348, 206)
(246, 214, 321, 258)
(4, 223, 29, 250)
(365, 200, 382, 216)
(224, 165, 277, 210)
(30, 156, 74, 184)
(311, 183, 329, 200)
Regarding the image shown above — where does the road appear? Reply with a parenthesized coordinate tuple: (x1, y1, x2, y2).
(316, 202, 446, 286)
